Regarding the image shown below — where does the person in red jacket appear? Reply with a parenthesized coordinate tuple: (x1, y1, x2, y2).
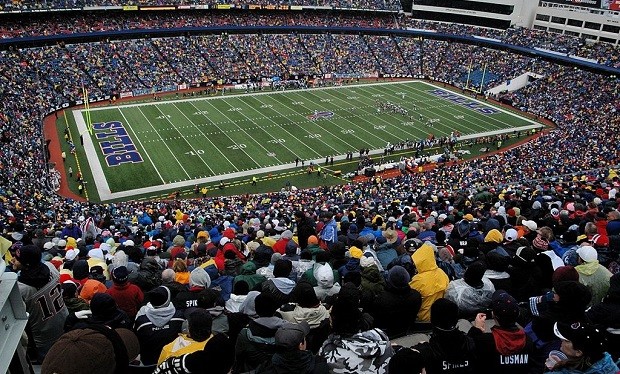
(215, 241, 245, 271)
(106, 266, 144, 319)
(272, 230, 294, 255)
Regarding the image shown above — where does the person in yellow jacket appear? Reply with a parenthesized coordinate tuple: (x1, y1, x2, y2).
(409, 243, 449, 322)
(158, 309, 213, 365)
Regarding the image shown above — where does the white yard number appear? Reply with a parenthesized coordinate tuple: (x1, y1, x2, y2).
(320, 99, 331, 102)
(260, 104, 273, 108)
(371, 94, 383, 98)
(341, 129, 355, 134)
(193, 111, 208, 115)
(228, 107, 242, 112)
(306, 134, 321, 139)
(156, 114, 171, 119)
(429, 118, 440, 123)
(291, 101, 304, 105)
(454, 115, 465, 119)
(186, 150, 205, 156)
(227, 144, 247, 150)
(403, 122, 414, 126)
(268, 139, 286, 144)
(347, 96, 359, 100)
(267, 152, 277, 157)
(374, 125, 386, 130)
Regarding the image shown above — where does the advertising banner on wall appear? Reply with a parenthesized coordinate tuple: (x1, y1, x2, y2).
(544, 0, 602, 8)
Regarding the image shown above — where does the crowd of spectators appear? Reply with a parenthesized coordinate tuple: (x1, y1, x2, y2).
(0, 10, 619, 373)
(6, 179, 620, 373)
(0, 11, 617, 69)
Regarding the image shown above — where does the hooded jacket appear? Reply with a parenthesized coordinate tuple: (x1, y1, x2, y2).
(129, 257, 163, 293)
(468, 325, 534, 374)
(261, 277, 296, 307)
(106, 280, 144, 319)
(233, 316, 291, 373)
(234, 262, 267, 291)
(318, 328, 394, 374)
(575, 260, 612, 307)
(409, 243, 450, 321)
(360, 264, 386, 310)
(134, 302, 185, 366)
(278, 304, 330, 329)
(313, 263, 341, 302)
(370, 281, 422, 339)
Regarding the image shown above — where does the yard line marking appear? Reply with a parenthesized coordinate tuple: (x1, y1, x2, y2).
(246, 95, 323, 158)
(367, 84, 474, 135)
(168, 102, 234, 173)
(306, 88, 418, 142)
(215, 97, 286, 164)
(261, 93, 345, 155)
(136, 106, 192, 179)
(186, 100, 261, 169)
(117, 107, 167, 185)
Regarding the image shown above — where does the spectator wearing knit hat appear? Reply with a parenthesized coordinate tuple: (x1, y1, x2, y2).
(260, 259, 296, 307)
(134, 286, 186, 368)
(158, 308, 213, 365)
(507, 246, 542, 302)
(318, 283, 394, 374)
(61, 280, 89, 314)
(173, 267, 220, 311)
(233, 293, 290, 373)
(168, 235, 188, 268)
(525, 281, 592, 373)
(468, 290, 534, 374)
(11, 244, 69, 362)
(303, 235, 323, 261)
(413, 298, 476, 374)
(370, 265, 421, 339)
(42, 327, 139, 374)
(575, 246, 612, 307)
(106, 265, 144, 319)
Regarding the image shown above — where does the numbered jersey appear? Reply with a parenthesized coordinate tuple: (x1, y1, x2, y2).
(18, 263, 69, 351)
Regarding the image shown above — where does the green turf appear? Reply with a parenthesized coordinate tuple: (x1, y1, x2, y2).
(65, 81, 541, 201)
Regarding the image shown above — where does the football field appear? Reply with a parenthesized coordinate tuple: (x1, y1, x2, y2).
(71, 81, 542, 201)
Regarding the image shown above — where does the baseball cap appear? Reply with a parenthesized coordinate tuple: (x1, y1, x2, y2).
(554, 322, 607, 357)
(112, 266, 129, 284)
(403, 238, 423, 253)
(521, 220, 537, 232)
(504, 228, 518, 242)
(576, 246, 598, 263)
(275, 322, 310, 349)
(491, 290, 520, 325)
